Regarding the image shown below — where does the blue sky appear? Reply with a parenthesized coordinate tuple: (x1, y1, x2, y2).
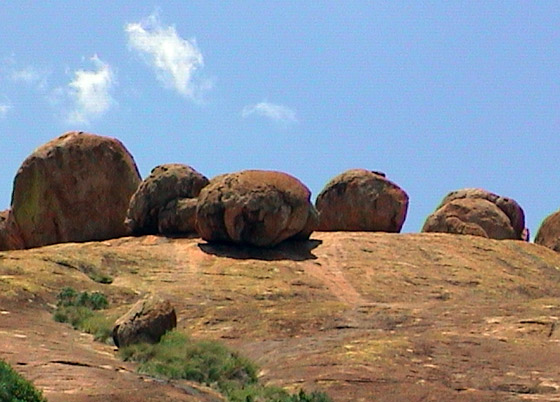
(1, 2, 559, 236)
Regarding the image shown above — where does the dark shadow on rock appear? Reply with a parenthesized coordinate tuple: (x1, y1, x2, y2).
(197, 239, 322, 261)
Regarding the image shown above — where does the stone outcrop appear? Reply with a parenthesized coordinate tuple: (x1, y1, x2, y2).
(535, 210, 560, 252)
(422, 188, 525, 240)
(315, 169, 409, 232)
(158, 198, 198, 234)
(112, 295, 177, 348)
(0, 209, 24, 251)
(126, 164, 209, 235)
(195, 170, 317, 247)
(11, 132, 141, 248)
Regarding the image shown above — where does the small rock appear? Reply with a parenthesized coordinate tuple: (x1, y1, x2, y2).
(112, 295, 177, 348)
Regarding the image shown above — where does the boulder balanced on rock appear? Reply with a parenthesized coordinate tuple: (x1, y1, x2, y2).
(535, 210, 560, 252)
(422, 188, 526, 240)
(315, 169, 409, 232)
(126, 164, 209, 235)
(11, 131, 141, 249)
(195, 170, 317, 247)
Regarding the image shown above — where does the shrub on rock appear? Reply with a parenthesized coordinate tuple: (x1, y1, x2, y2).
(196, 170, 317, 247)
(535, 210, 560, 252)
(11, 131, 141, 249)
(112, 295, 177, 348)
(126, 164, 209, 235)
(315, 169, 409, 232)
(422, 188, 525, 240)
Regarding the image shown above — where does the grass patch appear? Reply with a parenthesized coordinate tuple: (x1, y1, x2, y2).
(0, 359, 47, 402)
(53, 287, 113, 343)
(119, 331, 331, 402)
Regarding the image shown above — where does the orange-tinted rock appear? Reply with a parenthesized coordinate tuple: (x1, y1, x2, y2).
(315, 169, 408, 232)
(196, 170, 316, 247)
(158, 197, 198, 235)
(126, 164, 209, 235)
(422, 198, 516, 239)
(11, 132, 141, 248)
(112, 295, 177, 348)
(535, 210, 560, 252)
(0, 209, 24, 251)
(437, 188, 525, 239)
(422, 188, 525, 240)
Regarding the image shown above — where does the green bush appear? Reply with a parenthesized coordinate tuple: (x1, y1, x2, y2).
(119, 331, 331, 402)
(0, 359, 46, 402)
(53, 287, 112, 343)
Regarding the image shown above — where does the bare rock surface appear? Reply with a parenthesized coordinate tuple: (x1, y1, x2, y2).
(535, 210, 560, 252)
(196, 170, 316, 247)
(423, 188, 525, 240)
(11, 131, 141, 248)
(0, 209, 24, 251)
(158, 198, 199, 235)
(315, 169, 409, 232)
(3, 233, 560, 401)
(126, 164, 209, 235)
(113, 295, 177, 348)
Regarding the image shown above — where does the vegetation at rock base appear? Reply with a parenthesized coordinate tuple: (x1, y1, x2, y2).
(0, 359, 47, 402)
(53, 287, 113, 343)
(119, 330, 331, 402)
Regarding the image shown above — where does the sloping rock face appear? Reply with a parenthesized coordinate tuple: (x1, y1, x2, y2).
(535, 210, 560, 252)
(196, 170, 317, 247)
(315, 169, 409, 232)
(126, 164, 209, 235)
(0, 209, 24, 251)
(11, 132, 141, 248)
(112, 295, 177, 348)
(422, 188, 525, 240)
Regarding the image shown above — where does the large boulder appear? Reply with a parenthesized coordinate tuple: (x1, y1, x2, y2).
(196, 170, 317, 247)
(315, 169, 409, 232)
(11, 132, 141, 248)
(112, 295, 177, 348)
(535, 210, 560, 252)
(422, 188, 524, 240)
(158, 198, 198, 234)
(125, 164, 209, 235)
(0, 209, 24, 251)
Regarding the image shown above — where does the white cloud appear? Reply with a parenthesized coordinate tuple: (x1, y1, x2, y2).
(66, 55, 115, 125)
(242, 102, 298, 125)
(125, 12, 209, 99)
(0, 103, 11, 119)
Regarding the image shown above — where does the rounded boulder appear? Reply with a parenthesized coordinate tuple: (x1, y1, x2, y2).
(315, 169, 409, 232)
(11, 132, 141, 248)
(535, 210, 560, 252)
(126, 164, 209, 235)
(422, 188, 524, 240)
(196, 170, 316, 247)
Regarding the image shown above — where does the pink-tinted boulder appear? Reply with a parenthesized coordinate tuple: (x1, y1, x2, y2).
(535, 210, 560, 252)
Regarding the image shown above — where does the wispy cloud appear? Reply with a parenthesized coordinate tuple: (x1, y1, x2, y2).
(242, 102, 298, 125)
(125, 12, 210, 100)
(11, 66, 49, 90)
(0, 103, 11, 119)
(66, 55, 115, 125)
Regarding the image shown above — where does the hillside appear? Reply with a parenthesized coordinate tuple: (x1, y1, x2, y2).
(2, 232, 560, 401)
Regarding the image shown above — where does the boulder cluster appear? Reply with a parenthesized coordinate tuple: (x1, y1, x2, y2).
(2, 131, 560, 252)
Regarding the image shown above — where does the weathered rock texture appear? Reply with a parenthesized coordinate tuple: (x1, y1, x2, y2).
(535, 210, 560, 252)
(158, 198, 199, 234)
(422, 188, 525, 240)
(11, 132, 141, 248)
(112, 295, 177, 348)
(196, 170, 317, 247)
(126, 164, 209, 235)
(315, 169, 409, 232)
(0, 209, 24, 251)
